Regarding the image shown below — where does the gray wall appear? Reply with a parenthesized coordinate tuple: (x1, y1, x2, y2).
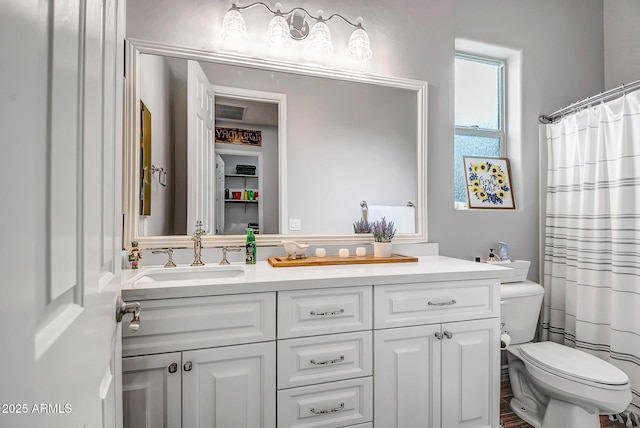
(127, 0, 607, 280)
(604, 0, 640, 89)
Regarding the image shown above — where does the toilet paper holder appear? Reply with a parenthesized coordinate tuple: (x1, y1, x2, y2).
(500, 323, 511, 350)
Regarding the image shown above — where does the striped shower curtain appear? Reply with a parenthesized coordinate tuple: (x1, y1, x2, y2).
(542, 89, 640, 426)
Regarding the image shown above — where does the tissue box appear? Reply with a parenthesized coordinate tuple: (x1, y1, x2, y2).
(493, 260, 530, 283)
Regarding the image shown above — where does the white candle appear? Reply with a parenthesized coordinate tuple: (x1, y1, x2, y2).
(315, 248, 326, 257)
(356, 247, 366, 256)
(338, 248, 350, 258)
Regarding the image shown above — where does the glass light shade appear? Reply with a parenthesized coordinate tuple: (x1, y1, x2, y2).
(308, 21, 333, 53)
(347, 28, 372, 62)
(220, 9, 248, 42)
(267, 15, 292, 47)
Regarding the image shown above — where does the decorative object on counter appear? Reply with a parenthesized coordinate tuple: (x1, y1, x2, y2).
(128, 241, 142, 269)
(353, 218, 371, 233)
(281, 240, 310, 259)
(268, 253, 417, 267)
(151, 248, 176, 268)
(245, 228, 257, 264)
(220, 2, 373, 63)
(497, 241, 511, 262)
(486, 248, 500, 263)
(463, 157, 515, 209)
(356, 247, 366, 257)
(315, 248, 326, 257)
(191, 221, 206, 266)
(338, 248, 350, 258)
(371, 216, 396, 258)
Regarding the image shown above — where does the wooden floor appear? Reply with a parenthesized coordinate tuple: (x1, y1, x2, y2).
(500, 380, 627, 428)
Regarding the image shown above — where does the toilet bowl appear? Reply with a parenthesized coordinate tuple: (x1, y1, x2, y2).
(501, 281, 631, 428)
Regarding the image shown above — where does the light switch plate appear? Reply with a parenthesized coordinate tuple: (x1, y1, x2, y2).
(289, 218, 301, 231)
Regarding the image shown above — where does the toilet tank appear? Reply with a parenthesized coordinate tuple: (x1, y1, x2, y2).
(500, 281, 544, 345)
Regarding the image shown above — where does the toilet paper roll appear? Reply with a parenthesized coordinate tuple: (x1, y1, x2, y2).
(500, 333, 512, 350)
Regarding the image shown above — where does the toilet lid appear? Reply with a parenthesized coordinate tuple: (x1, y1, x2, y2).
(520, 342, 629, 387)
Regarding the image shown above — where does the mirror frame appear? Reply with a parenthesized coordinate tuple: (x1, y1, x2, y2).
(123, 39, 428, 248)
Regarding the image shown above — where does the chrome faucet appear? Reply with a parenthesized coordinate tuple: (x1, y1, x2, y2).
(191, 221, 206, 266)
(220, 246, 242, 265)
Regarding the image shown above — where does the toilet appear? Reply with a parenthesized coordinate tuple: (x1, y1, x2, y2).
(501, 280, 631, 428)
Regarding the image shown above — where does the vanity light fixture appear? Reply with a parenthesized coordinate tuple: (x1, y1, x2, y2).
(220, 2, 373, 62)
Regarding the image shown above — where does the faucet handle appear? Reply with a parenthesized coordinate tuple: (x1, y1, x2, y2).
(193, 220, 206, 237)
(220, 246, 242, 265)
(152, 248, 177, 268)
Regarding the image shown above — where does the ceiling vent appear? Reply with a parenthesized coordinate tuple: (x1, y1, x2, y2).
(216, 103, 246, 121)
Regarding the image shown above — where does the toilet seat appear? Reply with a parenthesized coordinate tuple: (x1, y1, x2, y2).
(519, 342, 629, 390)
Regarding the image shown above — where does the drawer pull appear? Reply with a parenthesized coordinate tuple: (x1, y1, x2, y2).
(310, 402, 345, 415)
(309, 308, 345, 316)
(310, 355, 345, 365)
(427, 299, 457, 306)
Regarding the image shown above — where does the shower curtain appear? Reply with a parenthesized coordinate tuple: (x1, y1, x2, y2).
(542, 89, 640, 426)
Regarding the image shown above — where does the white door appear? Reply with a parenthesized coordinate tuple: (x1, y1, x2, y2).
(374, 324, 442, 428)
(187, 60, 216, 235)
(441, 319, 500, 428)
(215, 154, 226, 234)
(0, 0, 125, 426)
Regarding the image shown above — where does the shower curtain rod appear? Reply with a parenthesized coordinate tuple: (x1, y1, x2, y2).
(539, 79, 640, 124)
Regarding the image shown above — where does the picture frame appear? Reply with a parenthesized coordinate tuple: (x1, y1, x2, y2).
(463, 157, 515, 209)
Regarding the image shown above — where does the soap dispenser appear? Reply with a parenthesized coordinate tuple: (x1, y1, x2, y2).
(497, 242, 511, 262)
(245, 228, 256, 264)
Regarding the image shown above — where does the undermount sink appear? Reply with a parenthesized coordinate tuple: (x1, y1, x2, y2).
(129, 265, 245, 286)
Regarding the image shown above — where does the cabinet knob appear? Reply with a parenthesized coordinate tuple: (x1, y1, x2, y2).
(444, 331, 453, 339)
(184, 361, 192, 371)
(168, 363, 178, 373)
(434, 332, 444, 340)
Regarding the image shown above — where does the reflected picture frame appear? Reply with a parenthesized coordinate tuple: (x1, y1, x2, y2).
(463, 156, 515, 209)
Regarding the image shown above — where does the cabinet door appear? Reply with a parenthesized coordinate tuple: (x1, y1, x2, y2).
(441, 318, 500, 428)
(182, 342, 276, 428)
(122, 353, 182, 428)
(374, 324, 442, 428)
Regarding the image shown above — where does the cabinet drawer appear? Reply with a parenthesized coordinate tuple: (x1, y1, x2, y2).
(122, 293, 275, 357)
(277, 331, 372, 389)
(277, 377, 373, 428)
(278, 287, 372, 339)
(374, 280, 499, 329)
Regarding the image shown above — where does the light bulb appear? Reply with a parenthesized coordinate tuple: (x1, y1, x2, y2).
(220, 8, 248, 42)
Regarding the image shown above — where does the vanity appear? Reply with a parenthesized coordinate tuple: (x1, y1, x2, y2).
(121, 256, 512, 428)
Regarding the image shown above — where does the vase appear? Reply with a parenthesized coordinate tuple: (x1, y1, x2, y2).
(373, 241, 392, 258)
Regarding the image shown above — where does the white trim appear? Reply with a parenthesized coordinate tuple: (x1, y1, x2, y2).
(123, 39, 428, 248)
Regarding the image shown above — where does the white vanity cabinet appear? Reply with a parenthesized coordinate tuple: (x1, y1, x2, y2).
(373, 280, 501, 428)
(121, 292, 277, 428)
(120, 257, 508, 428)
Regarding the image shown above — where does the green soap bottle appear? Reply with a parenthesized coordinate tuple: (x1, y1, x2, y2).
(245, 228, 256, 264)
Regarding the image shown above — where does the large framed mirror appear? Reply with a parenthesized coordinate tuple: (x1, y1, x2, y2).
(123, 39, 428, 248)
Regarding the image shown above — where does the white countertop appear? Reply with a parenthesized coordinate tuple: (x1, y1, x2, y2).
(122, 256, 515, 300)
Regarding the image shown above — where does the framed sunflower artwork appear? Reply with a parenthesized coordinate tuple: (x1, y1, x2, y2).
(463, 157, 515, 209)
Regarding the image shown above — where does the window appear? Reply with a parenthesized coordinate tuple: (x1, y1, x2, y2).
(454, 54, 505, 208)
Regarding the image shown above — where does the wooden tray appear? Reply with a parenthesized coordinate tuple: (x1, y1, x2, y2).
(268, 253, 418, 267)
